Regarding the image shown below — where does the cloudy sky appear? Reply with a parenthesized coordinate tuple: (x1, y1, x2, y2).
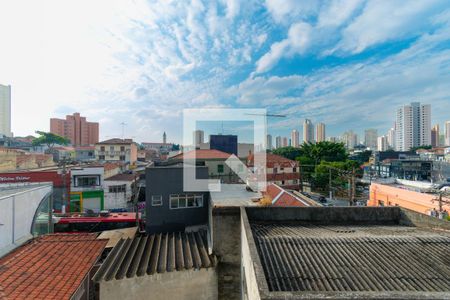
(0, 0, 449, 143)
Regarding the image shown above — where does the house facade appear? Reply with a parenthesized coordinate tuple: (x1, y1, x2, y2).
(95, 138, 137, 164)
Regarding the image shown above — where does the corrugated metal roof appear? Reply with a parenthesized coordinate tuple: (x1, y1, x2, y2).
(93, 230, 216, 282)
(251, 223, 450, 293)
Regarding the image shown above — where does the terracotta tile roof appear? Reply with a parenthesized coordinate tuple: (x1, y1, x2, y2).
(0, 233, 107, 300)
(103, 162, 123, 171)
(171, 149, 232, 160)
(93, 230, 216, 282)
(96, 138, 134, 145)
(104, 173, 137, 181)
(247, 153, 298, 168)
(265, 184, 309, 207)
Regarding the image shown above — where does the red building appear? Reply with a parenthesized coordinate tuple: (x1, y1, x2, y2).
(247, 153, 300, 190)
(50, 112, 99, 146)
(0, 170, 71, 211)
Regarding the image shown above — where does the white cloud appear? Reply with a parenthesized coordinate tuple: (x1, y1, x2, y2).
(335, 0, 445, 54)
(255, 22, 312, 74)
(265, 0, 319, 24)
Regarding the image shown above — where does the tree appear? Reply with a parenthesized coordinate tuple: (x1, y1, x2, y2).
(272, 146, 302, 160)
(32, 131, 70, 150)
(350, 150, 372, 164)
(410, 145, 432, 152)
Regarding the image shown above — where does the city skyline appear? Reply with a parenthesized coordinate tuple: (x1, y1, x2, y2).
(1, 1, 450, 143)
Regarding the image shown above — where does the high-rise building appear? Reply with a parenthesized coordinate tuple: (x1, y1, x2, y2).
(315, 123, 325, 142)
(387, 127, 396, 149)
(210, 134, 238, 155)
(0, 84, 12, 137)
(275, 136, 282, 149)
(291, 129, 299, 147)
(50, 112, 99, 146)
(446, 121, 450, 146)
(431, 124, 440, 147)
(377, 136, 388, 151)
(266, 134, 273, 150)
(342, 130, 358, 149)
(395, 102, 431, 151)
(303, 119, 314, 144)
(193, 130, 204, 148)
(364, 128, 378, 150)
(282, 137, 288, 147)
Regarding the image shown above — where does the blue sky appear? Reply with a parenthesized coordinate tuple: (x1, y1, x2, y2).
(1, 0, 450, 144)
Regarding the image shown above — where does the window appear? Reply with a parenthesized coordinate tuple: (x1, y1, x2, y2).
(88, 151, 93, 157)
(217, 164, 224, 173)
(119, 155, 126, 161)
(151, 195, 162, 206)
(273, 167, 277, 174)
(75, 176, 99, 187)
(170, 194, 203, 209)
(110, 146, 114, 152)
(109, 184, 126, 193)
(293, 167, 297, 172)
(99, 155, 105, 160)
(100, 146, 105, 151)
(120, 146, 125, 151)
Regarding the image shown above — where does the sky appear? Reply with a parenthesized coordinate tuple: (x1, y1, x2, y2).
(0, 0, 449, 144)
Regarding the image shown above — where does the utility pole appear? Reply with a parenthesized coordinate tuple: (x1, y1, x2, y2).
(299, 165, 303, 192)
(351, 167, 356, 206)
(329, 168, 332, 200)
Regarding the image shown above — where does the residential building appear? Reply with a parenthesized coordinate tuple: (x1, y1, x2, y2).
(266, 134, 273, 150)
(431, 124, 440, 147)
(51, 146, 75, 162)
(95, 138, 138, 164)
(0, 84, 12, 137)
(104, 173, 137, 210)
(169, 149, 241, 183)
(342, 130, 358, 149)
(70, 166, 104, 213)
(315, 122, 325, 142)
(75, 146, 96, 162)
(275, 136, 282, 149)
(142, 142, 173, 154)
(247, 153, 300, 190)
(264, 183, 315, 207)
(364, 128, 378, 149)
(291, 129, 299, 147)
(302, 119, 314, 143)
(445, 121, 450, 146)
(395, 102, 431, 151)
(327, 136, 338, 142)
(193, 130, 204, 147)
(50, 112, 99, 146)
(282, 136, 288, 147)
(0, 233, 107, 300)
(387, 127, 396, 149)
(0, 147, 54, 172)
(0, 184, 52, 255)
(377, 135, 388, 151)
(145, 164, 209, 232)
(369, 183, 450, 215)
(210, 134, 238, 155)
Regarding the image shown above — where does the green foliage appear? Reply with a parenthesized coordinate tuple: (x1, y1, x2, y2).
(313, 160, 360, 189)
(32, 131, 69, 149)
(410, 145, 432, 151)
(172, 144, 180, 151)
(272, 146, 302, 160)
(350, 150, 372, 164)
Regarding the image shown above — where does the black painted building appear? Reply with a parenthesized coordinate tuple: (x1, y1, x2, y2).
(145, 164, 209, 233)
(210, 134, 238, 156)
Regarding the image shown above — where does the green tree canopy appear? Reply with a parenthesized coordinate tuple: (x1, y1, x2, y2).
(32, 131, 70, 149)
(272, 146, 302, 160)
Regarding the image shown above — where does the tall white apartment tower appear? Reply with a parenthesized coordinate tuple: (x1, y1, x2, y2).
(275, 136, 282, 149)
(291, 130, 300, 147)
(316, 123, 326, 142)
(0, 84, 12, 137)
(395, 102, 431, 151)
(303, 119, 314, 144)
(193, 130, 204, 148)
(387, 127, 396, 149)
(364, 128, 378, 150)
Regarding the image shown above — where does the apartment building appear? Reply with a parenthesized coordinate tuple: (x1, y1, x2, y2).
(50, 112, 99, 146)
(395, 102, 431, 151)
(95, 138, 137, 164)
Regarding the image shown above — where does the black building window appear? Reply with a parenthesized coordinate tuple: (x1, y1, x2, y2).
(99, 155, 105, 160)
(109, 184, 126, 193)
(151, 195, 162, 206)
(217, 164, 224, 173)
(170, 194, 203, 209)
(119, 155, 126, 161)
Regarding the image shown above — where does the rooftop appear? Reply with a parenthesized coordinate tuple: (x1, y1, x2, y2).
(0, 234, 107, 300)
(104, 173, 137, 181)
(93, 230, 216, 282)
(210, 184, 261, 207)
(248, 153, 298, 168)
(171, 149, 232, 160)
(97, 138, 134, 145)
(242, 206, 450, 299)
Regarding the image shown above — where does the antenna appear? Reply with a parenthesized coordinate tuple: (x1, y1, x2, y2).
(120, 122, 127, 139)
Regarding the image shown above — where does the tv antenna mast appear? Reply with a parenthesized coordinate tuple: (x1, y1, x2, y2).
(120, 122, 127, 139)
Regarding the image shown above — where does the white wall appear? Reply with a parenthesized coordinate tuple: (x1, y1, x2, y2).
(0, 184, 52, 256)
(103, 180, 134, 209)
